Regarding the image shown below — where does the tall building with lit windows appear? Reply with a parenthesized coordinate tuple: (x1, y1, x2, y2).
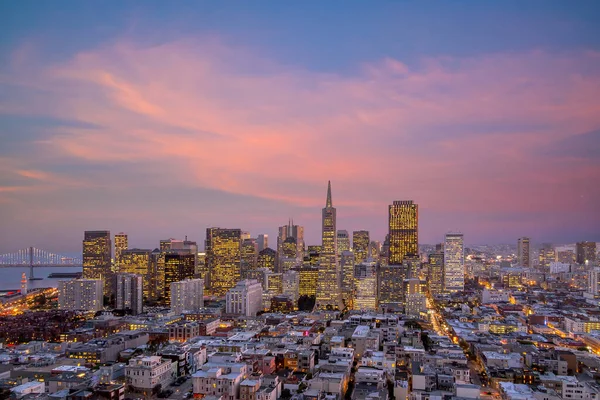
(58, 279, 104, 312)
(164, 253, 195, 305)
(539, 243, 556, 269)
(240, 238, 258, 278)
(315, 181, 343, 310)
(114, 233, 128, 266)
(205, 228, 242, 296)
(277, 220, 304, 269)
(296, 265, 319, 297)
(119, 249, 152, 300)
(83, 231, 112, 296)
(340, 251, 355, 309)
(115, 273, 143, 315)
(257, 248, 276, 271)
(257, 234, 269, 252)
(337, 230, 350, 256)
(170, 278, 204, 314)
(444, 233, 465, 292)
(517, 237, 531, 267)
(428, 252, 444, 295)
(388, 201, 418, 265)
(577, 241, 597, 265)
(352, 231, 370, 264)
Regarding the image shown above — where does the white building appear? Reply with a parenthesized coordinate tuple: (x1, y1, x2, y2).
(115, 273, 143, 314)
(58, 279, 103, 312)
(171, 278, 204, 314)
(226, 279, 263, 316)
(192, 362, 248, 399)
(125, 356, 174, 392)
(11, 381, 45, 397)
(354, 261, 378, 311)
(481, 288, 510, 304)
(444, 233, 465, 292)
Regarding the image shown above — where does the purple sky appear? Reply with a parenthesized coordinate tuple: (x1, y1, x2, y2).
(1, 1, 599, 254)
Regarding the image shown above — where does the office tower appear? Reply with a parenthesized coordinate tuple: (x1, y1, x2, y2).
(315, 181, 343, 310)
(404, 279, 427, 317)
(307, 246, 321, 266)
(444, 233, 465, 292)
(257, 248, 276, 271)
(263, 271, 283, 296)
(428, 252, 444, 296)
(205, 228, 242, 296)
(280, 236, 300, 273)
(353, 231, 370, 265)
(196, 252, 207, 277)
(517, 237, 531, 267)
(58, 279, 104, 312)
(240, 238, 258, 278)
(164, 253, 195, 305)
(115, 273, 143, 315)
(226, 279, 263, 316)
(337, 230, 350, 256)
(296, 265, 319, 298)
(353, 260, 377, 311)
(369, 241, 381, 263)
(282, 271, 300, 307)
(119, 249, 152, 300)
(257, 234, 269, 252)
(277, 220, 305, 268)
(402, 254, 421, 280)
(83, 231, 112, 296)
(149, 249, 165, 302)
(378, 264, 409, 309)
(388, 201, 419, 265)
(538, 243, 556, 269)
(340, 250, 355, 309)
(170, 278, 204, 314)
(577, 241, 597, 265)
(114, 233, 128, 266)
(380, 234, 391, 266)
(556, 246, 576, 264)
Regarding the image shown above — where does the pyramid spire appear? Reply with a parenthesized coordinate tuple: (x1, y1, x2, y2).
(326, 180, 332, 208)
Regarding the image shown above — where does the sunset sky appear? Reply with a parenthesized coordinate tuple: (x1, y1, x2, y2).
(1, 1, 599, 253)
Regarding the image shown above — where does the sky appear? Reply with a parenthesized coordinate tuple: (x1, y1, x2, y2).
(1, 1, 600, 254)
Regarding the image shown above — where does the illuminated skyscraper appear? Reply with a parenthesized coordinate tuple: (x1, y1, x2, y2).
(378, 264, 408, 310)
(443, 233, 464, 292)
(538, 243, 556, 269)
(388, 201, 418, 265)
(517, 237, 530, 267)
(577, 241, 597, 265)
(240, 238, 258, 278)
(83, 231, 112, 296)
(315, 181, 343, 310)
(114, 233, 128, 266)
(307, 246, 321, 266)
(115, 273, 143, 315)
(257, 234, 269, 252)
(296, 265, 319, 297)
(205, 228, 242, 296)
(427, 252, 444, 295)
(257, 248, 276, 272)
(352, 231, 370, 265)
(354, 260, 378, 311)
(337, 230, 350, 256)
(163, 253, 195, 305)
(282, 271, 300, 307)
(119, 249, 152, 300)
(369, 241, 381, 263)
(340, 250, 355, 309)
(277, 220, 304, 268)
(404, 278, 427, 317)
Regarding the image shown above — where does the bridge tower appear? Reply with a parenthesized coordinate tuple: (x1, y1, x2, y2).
(29, 247, 35, 280)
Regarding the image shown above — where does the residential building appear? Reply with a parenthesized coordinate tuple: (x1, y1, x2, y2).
(115, 273, 143, 314)
(226, 279, 263, 316)
(171, 278, 204, 314)
(58, 279, 104, 312)
(125, 356, 174, 393)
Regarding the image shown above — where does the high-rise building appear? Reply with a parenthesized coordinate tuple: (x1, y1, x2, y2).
(296, 265, 319, 298)
(556, 246, 576, 264)
(306, 246, 321, 266)
(257, 234, 269, 252)
(164, 253, 195, 305)
(577, 241, 597, 265)
(538, 243, 556, 269)
(83, 231, 112, 296)
(428, 252, 444, 296)
(517, 237, 531, 267)
(277, 220, 304, 268)
(444, 233, 465, 292)
(226, 279, 263, 316)
(114, 233, 128, 266)
(115, 273, 143, 315)
(340, 250, 355, 309)
(280, 236, 301, 273)
(388, 201, 418, 265)
(353, 260, 377, 311)
(282, 271, 300, 307)
(369, 241, 381, 263)
(240, 238, 258, 278)
(257, 248, 276, 271)
(119, 249, 152, 301)
(378, 264, 408, 310)
(58, 279, 104, 312)
(404, 279, 427, 317)
(149, 249, 165, 302)
(315, 181, 343, 310)
(352, 231, 370, 265)
(337, 230, 350, 256)
(170, 278, 204, 314)
(205, 228, 242, 296)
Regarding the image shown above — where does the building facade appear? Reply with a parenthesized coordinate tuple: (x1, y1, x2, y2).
(82, 231, 112, 296)
(444, 233, 465, 292)
(58, 279, 104, 312)
(170, 278, 204, 314)
(205, 228, 242, 296)
(115, 273, 143, 314)
(226, 279, 263, 316)
(388, 201, 418, 265)
(517, 237, 531, 267)
(352, 230, 370, 265)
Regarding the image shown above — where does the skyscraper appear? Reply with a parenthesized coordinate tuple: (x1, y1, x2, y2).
(443, 233, 465, 292)
(114, 233, 128, 266)
(378, 264, 408, 310)
(58, 279, 104, 312)
(119, 249, 152, 300)
(428, 252, 444, 296)
(205, 228, 242, 296)
(337, 230, 350, 256)
(315, 181, 343, 310)
(517, 237, 530, 267)
(115, 273, 143, 315)
(240, 238, 258, 278)
(352, 231, 370, 265)
(257, 248, 276, 272)
(257, 234, 269, 252)
(538, 243, 556, 269)
(340, 250, 355, 309)
(170, 278, 204, 314)
(577, 241, 597, 265)
(277, 220, 304, 268)
(164, 253, 195, 305)
(388, 201, 418, 265)
(353, 260, 378, 311)
(82, 231, 112, 296)
(226, 279, 263, 317)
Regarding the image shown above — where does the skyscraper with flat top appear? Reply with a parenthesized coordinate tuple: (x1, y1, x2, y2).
(517, 237, 530, 267)
(444, 233, 464, 292)
(352, 231, 370, 265)
(114, 233, 128, 266)
(388, 201, 418, 265)
(83, 230, 112, 296)
(577, 241, 597, 265)
(315, 181, 343, 310)
(205, 228, 242, 296)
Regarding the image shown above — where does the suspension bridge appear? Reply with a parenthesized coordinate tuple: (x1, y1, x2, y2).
(0, 247, 83, 279)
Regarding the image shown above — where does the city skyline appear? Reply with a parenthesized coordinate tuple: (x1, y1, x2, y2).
(1, 2, 600, 252)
